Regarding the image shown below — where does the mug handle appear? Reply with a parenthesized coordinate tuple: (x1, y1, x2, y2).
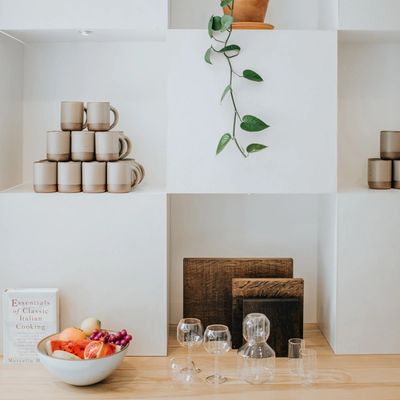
(109, 106, 119, 130)
(130, 164, 141, 188)
(131, 161, 144, 184)
(118, 134, 132, 159)
(82, 106, 88, 129)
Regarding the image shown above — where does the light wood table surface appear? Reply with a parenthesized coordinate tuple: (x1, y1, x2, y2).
(1, 324, 400, 400)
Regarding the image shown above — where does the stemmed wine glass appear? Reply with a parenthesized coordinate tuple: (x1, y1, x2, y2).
(177, 318, 203, 374)
(203, 324, 231, 384)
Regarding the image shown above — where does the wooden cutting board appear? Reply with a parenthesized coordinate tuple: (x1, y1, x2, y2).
(231, 278, 304, 355)
(183, 258, 293, 332)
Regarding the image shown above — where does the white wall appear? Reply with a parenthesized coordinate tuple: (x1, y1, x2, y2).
(336, 192, 400, 354)
(0, 191, 168, 356)
(169, 0, 324, 30)
(338, 42, 400, 191)
(22, 41, 166, 189)
(318, 0, 338, 30)
(339, 0, 400, 30)
(168, 30, 337, 193)
(169, 194, 319, 325)
(0, 33, 23, 190)
(0, 0, 167, 37)
(317, 194, 337, 351)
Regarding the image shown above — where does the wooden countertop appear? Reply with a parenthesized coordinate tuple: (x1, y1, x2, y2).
(1, 324, 400, 400)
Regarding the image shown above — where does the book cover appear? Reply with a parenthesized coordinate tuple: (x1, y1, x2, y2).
(2, 288, 59, 364)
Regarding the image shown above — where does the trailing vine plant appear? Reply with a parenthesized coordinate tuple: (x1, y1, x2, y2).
(205, 0, 270, 158)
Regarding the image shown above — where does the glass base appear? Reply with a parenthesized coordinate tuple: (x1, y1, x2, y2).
(180, 366, 194, 374)
(206, 374, 227, 384)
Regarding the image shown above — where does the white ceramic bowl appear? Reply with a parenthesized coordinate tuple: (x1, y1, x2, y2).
(37, 332, 129, 386)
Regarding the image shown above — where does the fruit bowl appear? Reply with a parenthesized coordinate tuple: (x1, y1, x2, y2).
(37, 331, 129, 386)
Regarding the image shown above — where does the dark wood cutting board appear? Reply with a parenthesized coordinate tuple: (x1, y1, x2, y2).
(231, 278, 304, 354)
(183, 258, 293, 332)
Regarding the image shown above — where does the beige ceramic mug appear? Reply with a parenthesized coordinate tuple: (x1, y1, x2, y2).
(368, 158, 392, 190)
(393, 161, 400, 189)
(95, 131, 132, 161)
(82, 162, 106, 193)
(87, 102, 119, 131)
(47, 130, 71, 161)
(381, 131, 400, 160)
(33, 160, 57, 193)
(71, 131, 95, 161)
(61, 101, 87, 131)
(107, 160, 142, 193)
(58, 161, 82, 193)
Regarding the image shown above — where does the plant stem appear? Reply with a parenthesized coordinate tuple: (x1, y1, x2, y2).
(224, 34, 247, 157)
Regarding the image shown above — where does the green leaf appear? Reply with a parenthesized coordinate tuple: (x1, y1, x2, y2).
(240, 115, 269, 132)
(212, 16, 222, 31)
(220, 15, 233, 31)
(219, 44, 240, 57)
(247, 143, 268, 153)
(243, 69, 263, 82)
(220, 0, 233, 7)
(204, 48, 212, 64)
(216, 133, 232, 155)
(208, 16, 214, 38)
(220, 84, 231, 102)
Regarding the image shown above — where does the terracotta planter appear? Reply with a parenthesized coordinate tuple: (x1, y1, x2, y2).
(223, 0, 270, 23)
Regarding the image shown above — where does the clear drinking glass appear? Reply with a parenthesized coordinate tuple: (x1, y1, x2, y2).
(177, 318, 203, 374)
(203, 324, 231, 384)
(288, 338, 305, 375)
(300, 348, 317, 384)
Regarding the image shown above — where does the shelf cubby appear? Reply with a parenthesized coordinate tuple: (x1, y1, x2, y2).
(169, 0, 338, 30)
(0, 188, 168, 356)
(167, 29, 337, 194)
(2, 0, 400, 358)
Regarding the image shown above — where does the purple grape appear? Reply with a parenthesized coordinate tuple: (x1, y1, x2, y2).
(126, 335, 132, 342)
(115, 340, 121, 346)
(108, 335, 115, 342)
(93, 329, 99, 334)
(120, 339, 127, 347)
(120, 329, 127, 337)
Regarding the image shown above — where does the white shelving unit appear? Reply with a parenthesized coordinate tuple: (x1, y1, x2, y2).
(1, 0, 400, 356)
(0, 0, 168, 356)
(336, 24, 400, 353)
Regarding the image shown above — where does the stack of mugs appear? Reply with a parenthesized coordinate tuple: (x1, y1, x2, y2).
(368, 131, 400, 190)
(33, 101, 144, 194)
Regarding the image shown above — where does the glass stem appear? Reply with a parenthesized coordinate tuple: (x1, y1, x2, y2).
(187, 344, 193, 369)
(214, 353, 219, 379)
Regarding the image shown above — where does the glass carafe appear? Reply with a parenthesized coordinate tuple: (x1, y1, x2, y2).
(237, 313, 276, 384)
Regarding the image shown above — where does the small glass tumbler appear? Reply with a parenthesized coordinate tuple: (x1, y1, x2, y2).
(288, 338, 305, 376)
(170, 357, 200, 385)
(300, 348, 317, 384)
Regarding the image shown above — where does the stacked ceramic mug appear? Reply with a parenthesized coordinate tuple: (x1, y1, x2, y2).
(368, 131, 400, 190)
(33, 101, 144, 194)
